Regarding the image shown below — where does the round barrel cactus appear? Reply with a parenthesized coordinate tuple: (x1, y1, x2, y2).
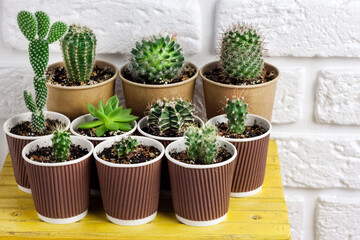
(225, 97, 248, 134)
(220, 23, 265, 82)
(130, 35, 184, 84)
(61, 25, 96, 82)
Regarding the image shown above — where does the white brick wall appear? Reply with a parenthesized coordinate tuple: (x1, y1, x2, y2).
(1, 0, 360, 239)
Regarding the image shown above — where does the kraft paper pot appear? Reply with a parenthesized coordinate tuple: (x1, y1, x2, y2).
(22, 136, 93, 224)
(200, 61, 279, 121)
(70, 114, 137, 195)
(207, 114, 271, 197)
(165, 138, 237, 227)
(46, 60, 117, 120)
(3, 111, 71, 194)
(137, 116, 204, 195)
(94, 136, 164, 226)
(119, 63, 198, 118)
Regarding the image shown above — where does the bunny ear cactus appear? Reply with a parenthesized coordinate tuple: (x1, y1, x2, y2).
(78, 95, 138, 137)
(61, 25, 97, 82)
(147, 98, 196, 136)
(185, 125, 219, 164)
(17, 10, 67, 133)
(225, 97, 248, 134)
(130, 34, 184, 84)
(51, 129, 71, 162)
(220, 23, 265, 82)
(114, 137, 139, 159)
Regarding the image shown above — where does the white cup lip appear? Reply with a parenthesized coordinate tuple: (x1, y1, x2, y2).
(165, 138, 237, 169)
(93, 135, 165, 168)
(206, 114, 272, 143)
(137, 116, 204, 141)
(22, 135, 94, 167)
(70, 113, 137, 141)
(3, 111, 71, 140)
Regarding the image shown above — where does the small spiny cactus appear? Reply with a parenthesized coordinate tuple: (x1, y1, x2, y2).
(147, 98, 195, 136)
(17, 11, 67, 132)
(52, 129, 71, 162)
(114, 137, 139, 159)
(225, 97, 248, 134)
(61, 25, 97, 82)
(130, 35, 184, 84)
(185, 125, 219, 164)
(220, 23, 265, 82)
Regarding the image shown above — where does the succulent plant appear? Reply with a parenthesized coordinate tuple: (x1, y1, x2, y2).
(147, 98, 196, 136)
(114, 137, 139, 159)
(220, 23, 265, 82)
(225, 97, 248, 134)
(78, 95, 138, 137)
(185, 124, 219, 164)
(130, 35, 184, 84)
(61, 25, 96, 82)
(51, 129, 71, 162)
(17, 10, 67, 132)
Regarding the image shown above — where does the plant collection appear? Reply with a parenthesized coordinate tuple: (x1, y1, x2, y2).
(3, 9, 277, 226)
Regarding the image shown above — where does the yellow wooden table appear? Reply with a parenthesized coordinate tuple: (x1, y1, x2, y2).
(0, 140, 290, 240)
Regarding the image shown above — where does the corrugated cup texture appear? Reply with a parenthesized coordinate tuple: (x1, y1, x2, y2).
(168, 159, 235, 221)
(96, 159, 161, 220)
(25, 157, 91, 218)
(231, 135, 270, 193)
(6, 134, 32, 188)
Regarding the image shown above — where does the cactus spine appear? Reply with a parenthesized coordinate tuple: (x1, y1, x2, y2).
(130, 35, 184, 84)
(220, 23, 265, 82)
(17, 11, 67, 132)
(147, 98, 195, 136)
(185, 125, 219, 164)
(61, 25, 97, 82)
(225, 97, 248, 134)
(52, 129, 71, 162)
(114, 137, 139, 159)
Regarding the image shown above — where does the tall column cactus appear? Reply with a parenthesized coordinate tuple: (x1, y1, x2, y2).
(60, 25, 97, 82)
(51, 129, 71, 162)
(225, 97, 248, 134)
(17, 11, 67, 132)
(220, 23, 266, 82)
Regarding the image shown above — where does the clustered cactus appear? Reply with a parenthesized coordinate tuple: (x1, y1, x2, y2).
(220, 23, 265, 82)
(225, 97, 248, 134)
(114, 137, 138, 159)
(61, 25, 96, 82)
(147, 98, 196, 136)
(17, 11, 67, 132)
(185, 125, 219, 164)
(51, 129, 71, 162)
(130, 35, 184, 84)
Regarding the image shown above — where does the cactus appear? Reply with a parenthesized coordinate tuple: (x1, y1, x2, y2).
(185, 125, 219, 164)
(225, 97, 248, 134)
(17, 11, 67, 132)
(130, 35, 184, 84)
(114, 137, 139, 159)
(51, 129, 71, 162)
(147, 98, 196, 136)
(61, 25, 97, 82)
(220, 23, 265, 82)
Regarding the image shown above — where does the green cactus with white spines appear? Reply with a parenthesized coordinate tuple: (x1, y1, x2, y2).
(51, 129, 71, 162)
(114, 137, 139, 159)
(17, 10, 67, 133)
(225, 97, 248, 134)
(185, 125, 219, 164)
(61, 25, 97, 82)
(130, 35, 184, 84)
(220, 23, 265, 82)
(147, 98, 196, 136)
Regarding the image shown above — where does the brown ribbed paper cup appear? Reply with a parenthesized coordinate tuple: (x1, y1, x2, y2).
(70, 114, 137, 195)
(207, 114, 271, 197)
(22, 136, 93, 224)
(94, 136, 164, 226)
(3, 112, 71, 194)
(165, 138, 237, 227)
(137, 116, 204, 195)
